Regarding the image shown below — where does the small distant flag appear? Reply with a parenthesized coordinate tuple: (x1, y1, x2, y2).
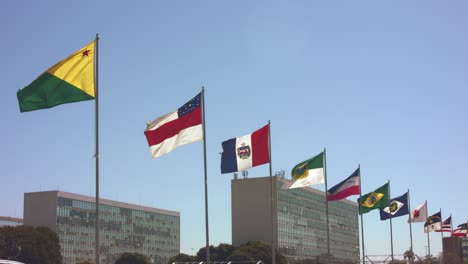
(452, 223, 468, 237)
(408, 202, 428, 223)
(358, 182, 389, 215)
(379, 192, 409, 220)
(286, 152, 324, 189)
(327, 168, 360, 201)
(435, 216, 452, 233)
(424, 212, 442, 233)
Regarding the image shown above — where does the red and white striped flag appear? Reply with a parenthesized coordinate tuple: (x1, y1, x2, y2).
(452, 223, 468, 237)
(435, 216, 451, 232)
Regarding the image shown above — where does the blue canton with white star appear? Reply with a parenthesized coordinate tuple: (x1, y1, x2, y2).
(178, 93, 201, 117)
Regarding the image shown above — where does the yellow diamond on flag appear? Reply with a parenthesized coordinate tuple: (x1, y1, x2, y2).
(293, 163, 309, 180)
(361, 192, 384, 208)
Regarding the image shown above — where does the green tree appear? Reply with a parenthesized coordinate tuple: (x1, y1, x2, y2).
(168, 253, 197, 263)
(171, 241, 287, 264)
(227, 241, 287, 264)
(0, 226, 21, 259)
(0, 225, 62, 264)
(196, 243, 236, 262)
(115, 252, 150, 264)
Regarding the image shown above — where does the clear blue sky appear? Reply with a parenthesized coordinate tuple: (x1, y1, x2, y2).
(2, 0, 467, 260)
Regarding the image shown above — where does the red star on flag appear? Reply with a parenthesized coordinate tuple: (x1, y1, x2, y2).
(82, 49, 90, 58)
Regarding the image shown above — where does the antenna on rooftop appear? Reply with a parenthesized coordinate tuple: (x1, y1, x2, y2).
(242, 170, 248, 178)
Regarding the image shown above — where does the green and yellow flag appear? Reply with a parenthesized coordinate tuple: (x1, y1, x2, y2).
(358, 182, 389, 215)
(17, 40, 95, 112)
(287, 152, 325, 189)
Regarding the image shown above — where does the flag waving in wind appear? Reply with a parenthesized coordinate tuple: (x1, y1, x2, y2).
(452, 223, 468, 237)
(435, 216, 452, 233)
(220, 124, 269, 174)
(327, 167, 360, 201)
(379, 192, 409, 220)
(408, 202, 428, 223)
(424, 212, 442, 233)
(144, 93, 203, 159)
(17, 41, 96, 112)
(358, 182, 389, 215)
(286, 152, 324, 189)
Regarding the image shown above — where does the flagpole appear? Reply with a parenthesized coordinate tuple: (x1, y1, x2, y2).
(94, 33, 101, 264)
(440, 208, 443, 240)
(268, 120, 276, 264)
(323, 148, 331, 264)
(201, 87, 210, 264)
(450, 214, 453, 234)
(388, 180, 394, 263)
(408, 189, 414, 263)
(358, 164, 365, 264)
(426, 202, 431, 260)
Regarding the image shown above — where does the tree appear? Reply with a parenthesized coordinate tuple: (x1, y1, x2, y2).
(115, 252, 151, 264)
(404, 249, 415, 263)
(168, 253, 197, 263)
(227, 241, 287, 264)
(0, 225, 62, 264)
(0, 226, 20, 259)
(196, 243, 236, 262)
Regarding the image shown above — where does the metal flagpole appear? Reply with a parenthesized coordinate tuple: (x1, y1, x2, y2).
(268, 120, 276, 264)
(201, 87, 210, 264)
(407, 189, 414, 263)
(450, 214, 453, 234)
(440, 208, 443, 240)
(94, 33, 101, 264)
(426, 202, 431, 260)
(388, 180, 394, 263)
(323, 148, 331, 264)
(358, 165, 365, 264)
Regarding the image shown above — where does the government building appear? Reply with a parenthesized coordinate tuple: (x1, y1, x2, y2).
(23, 191, 180, 264)
(232, 176, 359, 263)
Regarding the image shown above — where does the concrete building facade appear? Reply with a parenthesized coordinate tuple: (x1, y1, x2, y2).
(24, 190, 180, 264)
(443, 237, 468, 263)
(232, 176, 359, 263)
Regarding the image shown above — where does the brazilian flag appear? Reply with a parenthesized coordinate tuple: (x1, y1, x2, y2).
(358, 182, 389, 215)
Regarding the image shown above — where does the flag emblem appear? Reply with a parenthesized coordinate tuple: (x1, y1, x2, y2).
(237, 143, 251, 160)
(428, 216, 440, 225)
(293, 163, 309, 180)
(389, 201, 399, 213)
(362, 192, 384, 208)
(220, 124, 270, 174)
(380, 192, 409, 220)
(424, 212, 442, 233)
(413, 209, 420, 217)
(358, 182, 389, 215)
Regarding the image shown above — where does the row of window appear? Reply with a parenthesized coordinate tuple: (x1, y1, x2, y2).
(276, 181, 359, 261)
(56, 197, 180, 264)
